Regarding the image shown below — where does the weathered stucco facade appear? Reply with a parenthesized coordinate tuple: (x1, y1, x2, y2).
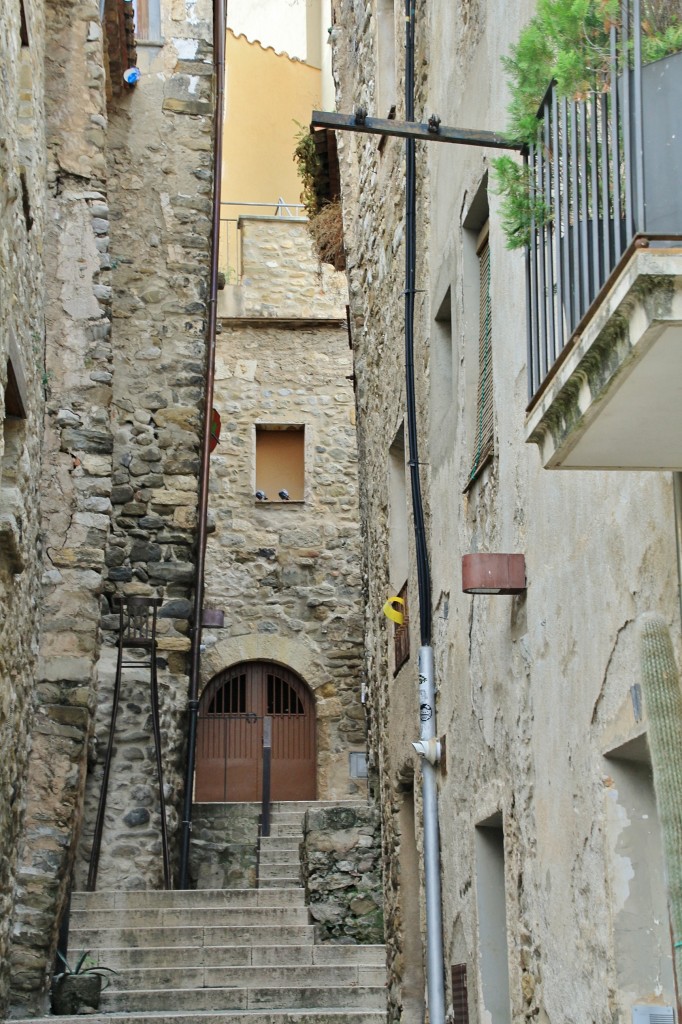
(332, 1, 681, 1022)
(204, 216, 368, 801)
(1, 0, 215, 1014)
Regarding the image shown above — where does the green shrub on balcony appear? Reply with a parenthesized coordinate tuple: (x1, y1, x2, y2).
(494, 0, 682, 249)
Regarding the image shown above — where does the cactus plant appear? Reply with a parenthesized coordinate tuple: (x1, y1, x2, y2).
(638, 612, 682, 980)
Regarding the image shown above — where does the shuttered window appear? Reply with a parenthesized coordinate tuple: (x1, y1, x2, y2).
(451, 963, 469, 1024)
(469, 223, 493, 481)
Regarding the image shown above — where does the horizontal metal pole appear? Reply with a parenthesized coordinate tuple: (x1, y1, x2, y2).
(311, 110, 521, 151)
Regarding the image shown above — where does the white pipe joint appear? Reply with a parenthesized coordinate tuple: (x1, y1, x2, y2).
(412, 737, 441, 765)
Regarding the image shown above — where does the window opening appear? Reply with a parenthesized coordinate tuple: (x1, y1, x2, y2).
(208, 672, 246, 714)
(19, 0, 29, 46)
(470, 222, 493, 481)
(475, 813, 511, 1024)
(267, 673, 304, 716)
(376, 0, 397, 117)
(134, 0, 162, 42)
(255, 425, 305, 502)
(430, 286, 454, 468)
(19, 170, 33, 231)
(451, 964, 469, 1024)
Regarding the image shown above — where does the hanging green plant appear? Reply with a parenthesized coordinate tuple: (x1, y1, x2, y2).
(492, 0, 682, 249)
(293, 123, 322, 219)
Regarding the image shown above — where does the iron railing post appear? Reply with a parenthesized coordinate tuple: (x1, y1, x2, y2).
(261, 716, 272, 839)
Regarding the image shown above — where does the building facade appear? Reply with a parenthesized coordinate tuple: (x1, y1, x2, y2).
(1, 0, 216, 1013)
(331, 0, 682, 1022)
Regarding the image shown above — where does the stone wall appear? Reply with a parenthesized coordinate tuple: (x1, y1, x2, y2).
(202, 217, 367, 800)
(0, 0, 47, 1012)
(331, 0, 681, 1022)
(189, 802, 260, 890)
(73, 0, 215, 891)
(5, 0, 214, 1012)
(7, 0, 116, 1012)
(301, 804, 384, 944)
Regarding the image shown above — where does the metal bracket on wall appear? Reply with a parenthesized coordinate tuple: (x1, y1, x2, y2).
(310, 110, 522, 151)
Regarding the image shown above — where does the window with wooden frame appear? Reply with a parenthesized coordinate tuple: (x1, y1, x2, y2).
(255, 425, 305, 503)
(469, 222, 493, 481)
(133, 0, 162, 42)
(393, 579, 409, 673)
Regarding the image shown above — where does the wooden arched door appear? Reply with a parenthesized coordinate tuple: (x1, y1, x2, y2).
(195, 661, 316, 802)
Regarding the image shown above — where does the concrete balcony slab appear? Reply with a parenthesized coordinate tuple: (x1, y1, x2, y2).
(526, 248, 682, 470)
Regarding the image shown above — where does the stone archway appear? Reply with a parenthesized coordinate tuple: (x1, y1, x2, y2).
(195, 660, 317, 802)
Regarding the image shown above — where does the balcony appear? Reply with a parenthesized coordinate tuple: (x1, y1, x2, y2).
(524, 1, 682, 470)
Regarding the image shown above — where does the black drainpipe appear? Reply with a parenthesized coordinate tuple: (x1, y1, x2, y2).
(178, 0, 226, 890)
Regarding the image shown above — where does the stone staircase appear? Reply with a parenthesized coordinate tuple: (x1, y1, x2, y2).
(41, 802, 387, 1024)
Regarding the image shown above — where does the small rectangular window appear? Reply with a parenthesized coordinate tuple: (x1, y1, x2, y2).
(475, 814, 511, 1024)
(469, 223, 493, 481)
(451, 963, 469, 1024)
(19, 0, 29, 46)
(255, 425, 305, 502)
(134, 0, 162, 42)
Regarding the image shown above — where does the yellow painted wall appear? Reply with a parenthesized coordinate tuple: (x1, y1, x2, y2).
(222, 31, 321, 209)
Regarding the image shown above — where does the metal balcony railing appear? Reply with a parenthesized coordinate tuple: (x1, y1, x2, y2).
(219, 198, 306, 282)
(526, 0, 682, 403)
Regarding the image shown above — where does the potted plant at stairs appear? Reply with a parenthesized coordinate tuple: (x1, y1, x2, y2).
(51, 950, 118, 1015)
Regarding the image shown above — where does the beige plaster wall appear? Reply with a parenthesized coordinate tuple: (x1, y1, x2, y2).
(332, 0, 680, 1021)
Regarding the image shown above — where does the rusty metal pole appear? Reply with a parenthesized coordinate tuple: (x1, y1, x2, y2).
(178, 0, 226, 890)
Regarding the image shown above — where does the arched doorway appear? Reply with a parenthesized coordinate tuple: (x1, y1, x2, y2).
(195, 660, 317, 802)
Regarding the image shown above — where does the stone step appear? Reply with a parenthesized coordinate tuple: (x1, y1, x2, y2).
(71, 888, 305, 911)
(90, 943, 386, 970)
(259, 863, 301, 878)
(101, 984, 386, 1013)
(69, 906, 310, 929)
(259, 837, 300, 851)
(70, 924, 316, 949)
(102, 964, 385, 992)
(22, 1011, 387, 1024)
(261, 877, 301, 888)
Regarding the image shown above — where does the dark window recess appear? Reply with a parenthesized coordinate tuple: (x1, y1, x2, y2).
(267, 673, 304, 715)
(208, 673, 246, 714)
(469, 225, 493, 482)
(451, 963, 469, 1024)
(393, 580, 410, 673)
(19, 171, 32, 231)
(19, 0, 29, 46)
(5, 359, 26, 419)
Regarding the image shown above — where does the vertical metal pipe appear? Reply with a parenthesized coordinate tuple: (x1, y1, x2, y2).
(578, 102, 590, 309)
(524, 150, 535, 403)
(404, 2, 444, 1020)
(261, 716, 272, 839)
(536, 145, 548, 381)
(529, 146, 541, 397)
(589, 94, 600, 302)
(179, 0, 226, 890)
(622, 0, 634, 241)
(419, 646, 445, 1024)
(543, 103, 556, 366)
(560, 98, 571, 340)
(632, 0, 645, 232)
(551, 87, 564, 358)
(570, 102, 580, 329)
(610, 24, 623, 262)
(600, 94, 611, 277)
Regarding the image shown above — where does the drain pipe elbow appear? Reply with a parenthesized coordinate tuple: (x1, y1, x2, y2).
(412, 737, 441, 765)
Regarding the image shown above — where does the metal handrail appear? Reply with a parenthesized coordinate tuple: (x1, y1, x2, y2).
(219, 200, 307, 281)
(525, 0, 666, 403)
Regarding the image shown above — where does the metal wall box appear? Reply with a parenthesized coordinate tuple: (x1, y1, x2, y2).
(462, 553, 526, 595)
